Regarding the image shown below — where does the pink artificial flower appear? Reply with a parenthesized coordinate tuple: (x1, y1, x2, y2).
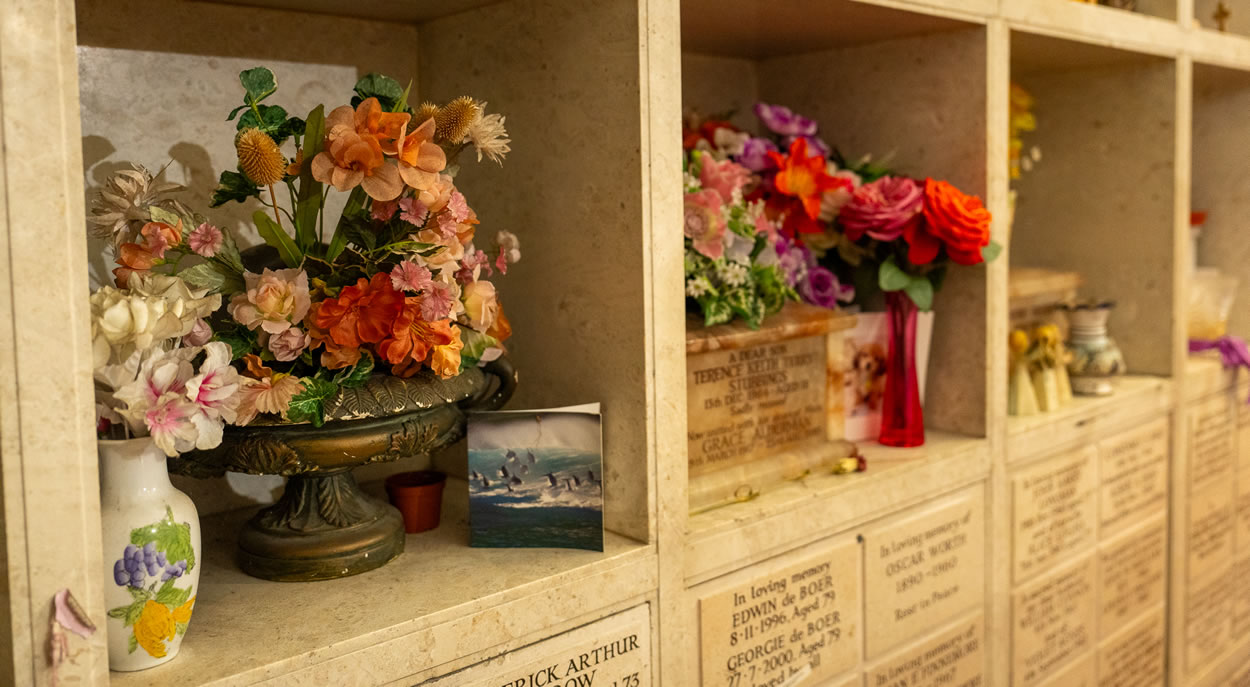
(182, 318, 213, 347)
(144, 393, 201, 457)
(391, 260, 434, 293)
(457, 249, 491, 284)
(187, 223, 224, 258)
(495, 249, 509, 275)
(447, 191, 471, 223)
(753, 210, 779, 243)
(267, 327, 311, 362)
(683, 189, 727, 260)
(371, 199, 399, 222)
(234, 375, 304, 426)
(838, 176, 924, 242)
(184, 342, 242, 422)
(140, 222, 174, 259)
(699, 157, 751, 205)
(420, 282, 456, 321)
(415, 174, 455, 213)
(227, 268, 312, 335)
(435, 211, 459, 240)
(398, 197, 429, 225)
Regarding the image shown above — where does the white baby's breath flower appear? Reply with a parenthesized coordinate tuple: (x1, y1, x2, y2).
(717, 261, 749, 287)
(686, 277, 712, 298)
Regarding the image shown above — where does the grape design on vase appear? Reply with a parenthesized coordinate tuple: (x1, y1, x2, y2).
(106, 507, 197, 659)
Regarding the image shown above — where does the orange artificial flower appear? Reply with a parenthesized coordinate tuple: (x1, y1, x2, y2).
(428, 324, 464, 379)
(377, 297, 455, 374)
(768, 138, 850, 222)
(310, 129, 403, 201)
(312, 273, 405, 349)
(396, 117, 447, 192)
(243, 354, 274, 379)
(328, 97, 410, 155)
(918, 178, 992, 266)
(486, 304, 512, 343)
(305, 302, 362, 370)
(113, 242, 157, 286)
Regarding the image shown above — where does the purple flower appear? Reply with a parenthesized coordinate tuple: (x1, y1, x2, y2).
(736, 137, 779, 172)
(754, 103, 818, 137)
(775, 237, 809, 288)
(801, 266, 855, 308)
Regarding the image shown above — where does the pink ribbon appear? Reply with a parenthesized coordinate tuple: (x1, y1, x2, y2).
(1190, 336, 1250, 403)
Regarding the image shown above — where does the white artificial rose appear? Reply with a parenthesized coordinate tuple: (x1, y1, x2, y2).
(89, 274, 221, 365)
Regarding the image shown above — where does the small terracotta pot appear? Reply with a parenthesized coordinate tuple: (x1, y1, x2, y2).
(385, 471, 446, 534)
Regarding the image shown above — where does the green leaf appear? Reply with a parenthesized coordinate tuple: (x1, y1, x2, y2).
(155, 581, 193, 608)
(904, 275, 934, 312)
(213, 328, 257, 360)
(239, 67, 277, 108)
(130, 507, 196, 573)
(176, 262, 245, 296)
(699, 296, 733, 327)
(107, 606, 130, 620)
(332, 350, 374, 388)
(237, 104, 288, 136)
(878, 257, 911, 292)
(128, 634, 139, 654)
(210, 170, 261, 208)
(126, 586, 150, 604)
(981, 240, 1003, 263)
(327, 188, 366, 261)
(253, 210, 302, 268)
(226, 104, 248, 122)
(216, 233, 246, 274)
(294, 105, 326, 253)
(286, 377, 339, 427)
(147, 206, 185, 228)
(395, 79, 414, 113)
(277, 116, 306, 143)
(352, 73, 404, 111)
(459, 329, 501, 372)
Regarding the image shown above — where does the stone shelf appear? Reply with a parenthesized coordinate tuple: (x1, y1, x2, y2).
(1186, 355, 1240, 402)
(109, 479, 655, 687)
(1003, 0, 1181, 55)
(1006, 375, 1173, 464)
(684, 432, 988, 585)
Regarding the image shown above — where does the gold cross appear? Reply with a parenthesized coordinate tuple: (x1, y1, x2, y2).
(1215, 1, 1231, 32)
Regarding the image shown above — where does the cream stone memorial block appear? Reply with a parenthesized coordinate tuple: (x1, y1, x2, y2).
(426, 604, 651, 687)
(1097, 607, 1165, 687)
(1012, 556, 1096, 687)
(1237, 468, 1250, 550)
(864, 614, 985, 687)
(1185, 566, 1233, 675)
(1187, 478, 1235, 583)
(1098, 518, 1167, 638)
(1238, 391, 1250, 473)
(1012, 448, 1097, 583)
(1234, 551, 1250, 640)
(862, 491, 985, 658)
(1190, 393, 1235, 491)
(1097, 419, 1169, 536)
(699, 538, 861, 687)
(1034, 652, 1096, 687)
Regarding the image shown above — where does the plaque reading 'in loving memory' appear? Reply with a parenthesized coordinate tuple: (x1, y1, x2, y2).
(1012, 449, 1097, 583)
(865, 615, 985, 687)
(1012, 557, 1096, 687)
(699, 538, 861, 687)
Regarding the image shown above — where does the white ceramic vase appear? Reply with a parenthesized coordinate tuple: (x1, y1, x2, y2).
(99, 438, 201, 671)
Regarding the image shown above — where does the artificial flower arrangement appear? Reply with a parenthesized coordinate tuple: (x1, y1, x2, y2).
(90, 67, 517, 442)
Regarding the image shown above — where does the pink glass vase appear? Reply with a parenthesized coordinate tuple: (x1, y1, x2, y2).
(879, 290, 925, 447)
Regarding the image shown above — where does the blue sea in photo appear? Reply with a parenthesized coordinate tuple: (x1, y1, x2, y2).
(467, 447, 604, 551)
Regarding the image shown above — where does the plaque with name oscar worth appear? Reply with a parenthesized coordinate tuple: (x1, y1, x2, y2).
(686, 304, 854, 479)
(1012, 556, 1096, 687)
(1186, 566, 1233, 675)
(1190, 394, 1235, 491)
(864, 614, 984, 687)
(699, 537, 861, 687)
(424, 605, 651, 687)
(1098, 518, 1166, 638)
(862, 491, 985, 658)
(1012, 448, 1097, 583)
(1097, 607, 1164, 687)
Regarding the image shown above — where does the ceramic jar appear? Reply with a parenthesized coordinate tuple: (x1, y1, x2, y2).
(1062, 302, 1126, 396)
(99, 438, 201, 671)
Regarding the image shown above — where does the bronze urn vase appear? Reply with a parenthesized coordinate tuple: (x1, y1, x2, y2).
(171, 358, 516, 581)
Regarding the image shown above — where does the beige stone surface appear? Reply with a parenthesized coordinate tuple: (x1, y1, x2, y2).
(1188, 478, 1235, 583)
(1186, 566, 1234, 676)
(1190, 392, 1236, 491)
(1032, 651, 1096, 687)
(1097, 607, 1166, 687)
(1012, 447, 1097, 583)
(1099, 518, 1168, 639)
(863, 613, 985, 687)
(862, 491, 984, 659)
(698, 537, 860, 686)
(1012, 557, 1096, 687)
(1099, 455, 1168, 537)
(1235, 552, 1250, 641)
(1099, 417, 1170, 481)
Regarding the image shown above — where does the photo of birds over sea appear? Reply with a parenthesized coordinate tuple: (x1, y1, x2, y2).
(467, 404, 603, 551)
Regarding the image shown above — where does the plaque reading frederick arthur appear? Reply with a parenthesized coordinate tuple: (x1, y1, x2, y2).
(1012, 557, 1096, 687)
(427, 604, 651, 687)
(687, 336, 826, 477)
(1098, 519, 1166, 637)
(699, 538, 860, 687)
(1012, 449, 1097, 583)
(865, 615, 984, 687)
(1097, 608, 1165, 687)
(863, 492, 985, 658)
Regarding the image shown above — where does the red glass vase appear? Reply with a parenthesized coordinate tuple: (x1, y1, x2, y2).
(879, 290, 925, 447)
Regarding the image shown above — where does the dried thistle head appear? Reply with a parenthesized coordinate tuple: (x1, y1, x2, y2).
(434, 96, 480, 144)
(415, 102, 440, 128)
(235, 128, 286, 186)
(87, 164, 190, 248)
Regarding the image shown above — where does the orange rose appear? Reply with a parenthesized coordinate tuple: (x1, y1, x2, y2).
(915, 178, 992, 266)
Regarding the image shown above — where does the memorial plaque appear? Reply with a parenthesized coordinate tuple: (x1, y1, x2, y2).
(1099, 459, 1167, 537)
(1012, 448, 1097, 583)
(1232, 661, 1250, 687)
(1033, 652, 1095, 687)
(1098, 418, 1168, 483)
(687, 336, 826, 477)
(699, 538, 860, 687)
(863, 493, 985, 658)
(425, 604, 651, 687)
(1191, 394, 1235, 491)
(1012, 557, 1096, 687)
(1186, 566, 1233, 674)
(1237, 469, 1250, 550)
(1234, 551, 1250, 640)
(1099, 519, 1166, 637)
(1097, 608, 1165, 687)
(1187, 479, 1234, 583)
(865, 615, 984, 687)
